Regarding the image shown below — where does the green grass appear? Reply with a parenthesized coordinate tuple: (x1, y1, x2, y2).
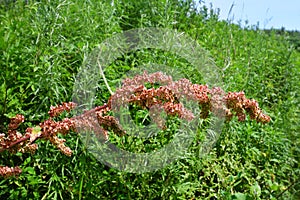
(0, 0, 299, 199)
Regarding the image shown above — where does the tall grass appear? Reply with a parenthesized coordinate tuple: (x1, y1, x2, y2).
(0, 0, 299, 199)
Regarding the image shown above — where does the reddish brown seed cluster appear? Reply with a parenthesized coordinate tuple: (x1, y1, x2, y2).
(0, 103, 79, 177)
(96, 115, 126, 137)
(40, 118, 76, 138)
(48, 102, 77, 118)
(111, 71, 270, 124)
(0, 114, 36, 154)
(74, 105, 111, 141)
(225, 91, 271, 123)
(39, 118, 76, 156)
(0, 71, 271, 178)
(0, 166, 22, 178)
(122, 71, 173, 87)
(8, 114, 24, 130)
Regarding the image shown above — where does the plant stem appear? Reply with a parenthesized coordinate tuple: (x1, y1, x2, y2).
(97, 58, 114, 96)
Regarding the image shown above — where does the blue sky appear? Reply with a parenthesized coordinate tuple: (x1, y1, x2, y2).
(202, 0, 300, 30)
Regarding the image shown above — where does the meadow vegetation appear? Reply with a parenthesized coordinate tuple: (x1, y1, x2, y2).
(0, 0, 299, 199)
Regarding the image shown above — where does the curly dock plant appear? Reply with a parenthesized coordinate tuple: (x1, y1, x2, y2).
(0, 72, 270, 178)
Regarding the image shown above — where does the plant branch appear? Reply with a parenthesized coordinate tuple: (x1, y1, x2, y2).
(97, 57, 114, 96)
(0, 71, 271, 178)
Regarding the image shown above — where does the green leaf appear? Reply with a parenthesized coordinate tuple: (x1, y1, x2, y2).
(23, 157, 31, 166)
(0, 81, 6, 101)
(23, 167, 35, 175)
(30, 126, 42, 142)
(233, 193, 247, 200)
(250, 182, 261, 197)
(32, 126, 41, 134)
